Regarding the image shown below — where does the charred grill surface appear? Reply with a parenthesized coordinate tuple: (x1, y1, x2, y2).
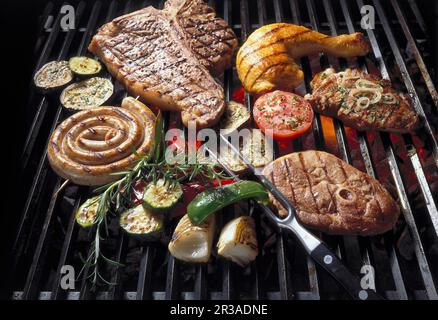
(11, 0, 438, 301)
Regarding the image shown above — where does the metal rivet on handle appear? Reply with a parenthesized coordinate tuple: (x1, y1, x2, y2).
(359, 290, 369, 300)
(323, 255, 333, 265)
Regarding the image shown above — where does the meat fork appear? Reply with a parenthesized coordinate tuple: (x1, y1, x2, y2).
(211, 134, 384, 300)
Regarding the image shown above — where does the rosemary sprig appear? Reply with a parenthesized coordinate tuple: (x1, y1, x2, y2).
(79, 111, 232, 288)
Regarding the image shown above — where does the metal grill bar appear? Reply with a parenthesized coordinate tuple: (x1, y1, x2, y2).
(407, 0, 429, 35)
(136, 244, 155, 300)
(50, 193, 82, 300)
(240, 0, 265, 301)
(319, 0, 379, 295)
(132, 0, 158, 302)
(391, 0, 438, 110)
(271, 0, 296, 300)
(21, 3, 67, 170)
(338, 0, 409, 300)
(11, 1, 87, 292)
(20, 1, 103, 300)
(103, 0, 135, 301)
(289, 0, 341, 298)
(15, 1, 86, 266)
(323, 0, 411, 299)
(372, 0, 438, 237)
(373, 1, 438, 162)
(13, 0, 103, 301)
(356, 0, 438, 299)
(220, 0, 234, 301)
(32, 2, 55, 59)
(302, 0, 374, 297)
(165, 256, 179, 300)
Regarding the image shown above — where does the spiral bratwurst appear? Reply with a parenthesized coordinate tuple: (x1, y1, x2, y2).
(48, 97, 155, 186)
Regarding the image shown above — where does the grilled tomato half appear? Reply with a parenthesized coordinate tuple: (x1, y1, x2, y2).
(253, 90, 313, 140)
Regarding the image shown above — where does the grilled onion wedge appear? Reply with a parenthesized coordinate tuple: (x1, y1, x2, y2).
(217, 216, 258, 267)
(168, 214, 215, 263)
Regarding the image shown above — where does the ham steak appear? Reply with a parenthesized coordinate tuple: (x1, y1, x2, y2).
(262, 151, 400, 235)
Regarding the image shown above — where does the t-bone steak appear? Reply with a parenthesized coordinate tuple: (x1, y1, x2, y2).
(89, 0, 238, 128)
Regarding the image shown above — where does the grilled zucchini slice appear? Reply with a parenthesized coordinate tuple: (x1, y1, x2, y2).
(34, 60, 73, 92)
(119, 204, 164, 238)
(60, 77, 113, 110)
(69, 56, 102, 76)
(76, 196, 100, 228)
(143, 179, 183, 213)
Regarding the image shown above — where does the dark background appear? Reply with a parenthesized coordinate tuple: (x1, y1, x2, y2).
(0, 0, 437, 297)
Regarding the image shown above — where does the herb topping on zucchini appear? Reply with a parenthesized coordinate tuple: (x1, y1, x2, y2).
(119, 204, 164, 237)
(76, 196, 100, 227)
(69, 56, 102, 76)
(34, 60, 73, 91)
(143, 179, 183, 212)
(60, 77, 113, 110)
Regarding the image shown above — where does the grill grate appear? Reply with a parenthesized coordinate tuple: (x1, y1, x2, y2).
(9, 0, 438, 300)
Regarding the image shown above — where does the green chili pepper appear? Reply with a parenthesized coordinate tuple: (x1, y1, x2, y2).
(187, 181, 269, 225)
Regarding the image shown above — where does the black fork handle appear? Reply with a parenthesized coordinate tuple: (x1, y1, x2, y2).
(310, 242, 384, 300)
(275, 213, 385, 300)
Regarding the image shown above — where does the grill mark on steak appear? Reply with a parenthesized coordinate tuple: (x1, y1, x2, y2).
(367, 174, 384, 221)
(315, 151, 339, 216)
(335, 158, 362, 216)
(281, 159, 297, 207)
(188, 32, 230, 56)
(379, 103, 397, 129)
(298, 152, 322, 216)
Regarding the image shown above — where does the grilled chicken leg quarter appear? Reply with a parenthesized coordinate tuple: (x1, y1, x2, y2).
(236, 23, 370, 95)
